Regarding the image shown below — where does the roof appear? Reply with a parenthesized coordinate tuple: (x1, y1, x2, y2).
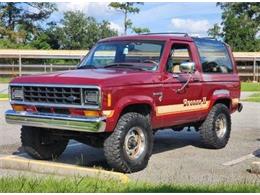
(99, 34, 194, 42)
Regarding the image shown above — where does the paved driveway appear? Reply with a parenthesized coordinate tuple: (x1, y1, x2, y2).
(0, 84, 8, 94)
(0, 100, 259, 184)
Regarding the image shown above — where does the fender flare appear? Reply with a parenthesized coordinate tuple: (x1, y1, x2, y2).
(210, 89, 232, 109)
(107, 95, 156, 130)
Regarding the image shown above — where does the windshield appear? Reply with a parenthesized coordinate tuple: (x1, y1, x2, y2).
(78, 40, 165, 71)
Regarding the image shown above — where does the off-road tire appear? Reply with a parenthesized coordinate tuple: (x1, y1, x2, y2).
(199, 103, 231, 149)
(21, 126, 69, 160)
(104, 112, 153, 173)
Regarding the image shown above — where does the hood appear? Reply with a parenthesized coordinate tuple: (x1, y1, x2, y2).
(11, 68, 160, 87)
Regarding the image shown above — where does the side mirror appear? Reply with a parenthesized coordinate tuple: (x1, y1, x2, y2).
(180, 62, 195, 74)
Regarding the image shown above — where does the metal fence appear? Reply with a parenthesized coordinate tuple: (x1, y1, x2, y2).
(0, 49, 259, 81)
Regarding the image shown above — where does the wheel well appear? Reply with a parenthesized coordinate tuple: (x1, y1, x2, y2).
(214, 98, 231, 109)
(121, 104, 152, 118)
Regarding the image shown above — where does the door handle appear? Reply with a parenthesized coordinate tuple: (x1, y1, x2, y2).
(153, 92, 163, 102)
(153, 92, 163, 96)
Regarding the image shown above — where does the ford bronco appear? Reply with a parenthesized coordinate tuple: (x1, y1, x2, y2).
(5, 33, 243, 173)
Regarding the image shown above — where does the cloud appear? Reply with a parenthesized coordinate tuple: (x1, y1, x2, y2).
(109, 22, 123, 35)
(57, 2, 115, 18)
(170, 18, 211, 35)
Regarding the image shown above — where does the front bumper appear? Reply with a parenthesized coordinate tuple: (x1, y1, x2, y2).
(5, 110, 106, 133)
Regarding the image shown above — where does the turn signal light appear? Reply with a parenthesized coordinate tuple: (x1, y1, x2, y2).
(107, 93, 112, 107)
(12, 105, 25, 112)
(83, 110, 100, 117)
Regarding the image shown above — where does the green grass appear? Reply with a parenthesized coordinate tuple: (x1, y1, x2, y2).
(0, 77, 13, 83)
(243, 92, 260, 102)
(241, 82, 260, 91)
(0, 93, 8, 98)
(0, 176, 259, 193)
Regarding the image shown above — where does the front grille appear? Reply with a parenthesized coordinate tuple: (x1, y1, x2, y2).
(23, 86, 82, 105)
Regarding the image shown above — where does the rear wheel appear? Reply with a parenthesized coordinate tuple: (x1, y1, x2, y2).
(199, 103, 231, 149)
(21, 126, 68, 160)
(104, 112, 153, 173)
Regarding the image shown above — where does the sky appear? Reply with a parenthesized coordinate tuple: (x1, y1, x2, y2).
(51, 2, 222, 36)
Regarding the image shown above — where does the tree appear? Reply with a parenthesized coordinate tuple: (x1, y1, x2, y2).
(132, 27, 150, 34)
(207, 23, 222, 39)
(0, 2, 57, 44)
(0, 2, 57, 50)
(109, 2, 149, 35)
(216, 3, 260, 52)
(47, 11, 118, 49)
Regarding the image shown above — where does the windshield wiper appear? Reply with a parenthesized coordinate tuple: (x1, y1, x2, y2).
(103, 63, 144, 71)
(77, 65, 97, 69)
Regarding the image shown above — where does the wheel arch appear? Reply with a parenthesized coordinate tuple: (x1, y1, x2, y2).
(213, 98, 231, 110)
(210, 89, 232, 110)
(112, 96, 156, 127)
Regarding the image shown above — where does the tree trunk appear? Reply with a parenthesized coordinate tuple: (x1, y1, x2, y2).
(124, 10, 127, 35)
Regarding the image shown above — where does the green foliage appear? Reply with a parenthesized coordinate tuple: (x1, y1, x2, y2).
(213, 3, 260, 51)
(0, 39, 32, 49)
(0, 2, 148, 50)
(0, 2, 57, 45)
(132, 27, 150, 34)
(109, 2, 149, 35)
(0, 94, 8, 98)
(109, 2, 142, 14)
(47, 11, 118, 49)
(30, 33, 51, 49)
(0, 77, 13, 83)
(241, 82, 260, 91)
(0, 176, 259, 193)
(207, 23, 222, 39)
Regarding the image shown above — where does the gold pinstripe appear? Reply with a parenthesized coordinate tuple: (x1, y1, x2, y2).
(156, 101, 210, 116)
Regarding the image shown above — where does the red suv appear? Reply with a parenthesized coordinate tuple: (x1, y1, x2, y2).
(6, 33, 242, 172)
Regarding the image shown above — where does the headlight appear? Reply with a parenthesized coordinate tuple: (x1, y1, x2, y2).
(84, 90, 99, 105)
(11, 87, 24, 101)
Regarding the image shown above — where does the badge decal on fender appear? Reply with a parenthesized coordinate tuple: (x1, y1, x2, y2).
(183, 97, 207, 107)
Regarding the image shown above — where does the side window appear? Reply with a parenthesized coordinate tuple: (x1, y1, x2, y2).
(194, 39, 233, 73)
(167, 44, 192, 73)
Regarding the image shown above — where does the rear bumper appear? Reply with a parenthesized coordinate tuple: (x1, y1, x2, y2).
(5, 110, 106, 133)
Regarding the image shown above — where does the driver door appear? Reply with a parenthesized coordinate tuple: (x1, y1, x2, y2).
(159, 41, 204, 127)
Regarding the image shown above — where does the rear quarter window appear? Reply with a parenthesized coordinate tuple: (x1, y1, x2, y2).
(194, 38, 233, 74)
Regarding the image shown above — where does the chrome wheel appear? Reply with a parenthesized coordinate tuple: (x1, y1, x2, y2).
(215, 113, 227, 138)
(124, 127, 146, 160)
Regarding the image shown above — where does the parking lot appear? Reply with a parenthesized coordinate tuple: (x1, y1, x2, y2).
(0, 98, 259, 184)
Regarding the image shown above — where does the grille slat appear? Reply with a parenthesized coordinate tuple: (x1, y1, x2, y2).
(23, 86, 82, 105)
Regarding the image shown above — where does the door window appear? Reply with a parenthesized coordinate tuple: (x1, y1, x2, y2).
(167, 44, 192, 73)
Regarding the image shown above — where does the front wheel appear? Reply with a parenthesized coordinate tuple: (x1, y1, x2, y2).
(199, 103, 231, 149)
(104, 112, 153, 173)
